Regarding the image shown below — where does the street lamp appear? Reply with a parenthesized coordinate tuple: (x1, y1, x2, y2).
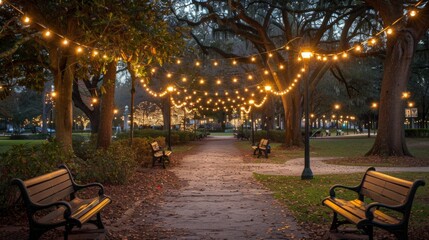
(371, 102, 378, 135)
(249, 99, 255, 145)
(167, 85, 174, 150)
(300, 50, 313, 180)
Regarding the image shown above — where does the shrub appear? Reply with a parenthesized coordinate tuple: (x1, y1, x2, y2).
(405, 129, 429, 138)
(78, 140, 137, 185)
(0, 141, 74, 209)
(9, 134, 50, 140)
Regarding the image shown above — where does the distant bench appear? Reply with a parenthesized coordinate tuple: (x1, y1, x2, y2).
(12, 165, 111, 239)
(150, 141, 172, 168)
(252, 138, 270, 158)
(322, 167, 425, 240)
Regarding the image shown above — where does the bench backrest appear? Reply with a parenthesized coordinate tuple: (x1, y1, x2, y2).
(258, 139, 269, 148)
(360, 169, 425, 208)
(150, 141, 161, 152)
(14, 168, 74, 205)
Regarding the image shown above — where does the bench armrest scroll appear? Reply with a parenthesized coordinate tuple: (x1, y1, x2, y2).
(329, 184, 360, 198)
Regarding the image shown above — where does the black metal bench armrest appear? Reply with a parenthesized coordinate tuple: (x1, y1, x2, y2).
(329, 184, 360, 198)
(32, 201, 73, 219)
(74, 182, 105, 195)
(365, 202, 404, 221)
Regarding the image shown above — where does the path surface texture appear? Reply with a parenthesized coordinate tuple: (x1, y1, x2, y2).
(153, 136, 307, 239)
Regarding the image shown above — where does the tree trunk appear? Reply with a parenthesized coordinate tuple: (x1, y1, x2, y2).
(72, 80, 100, 134)
(283, 90, 303, 147)
(366, 30, 415, 157)
(97, 61, 117, 149)
(51, 52, 75, 152)
(162, 97, 170, 131)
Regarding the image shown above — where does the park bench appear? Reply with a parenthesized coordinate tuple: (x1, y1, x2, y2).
(322, 167, 425, 240)
(11, 165, 111, 240)
(252, 138, 270, 158)
(325, 129, 331, 136)
(150, 141, 172, 168)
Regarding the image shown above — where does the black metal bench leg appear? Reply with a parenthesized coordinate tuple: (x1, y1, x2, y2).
(330, 212, 339, 231)
(366, 225, 374, 240)
(96, 212, 105, 229)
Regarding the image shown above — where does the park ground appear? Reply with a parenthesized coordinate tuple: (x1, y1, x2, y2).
(0, 134, 428, 239)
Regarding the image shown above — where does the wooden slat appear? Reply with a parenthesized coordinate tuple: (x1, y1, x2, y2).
(361, 188, 400, 205)
(31, 179, 73, 203)
(24, 169, 68, 187)
(27, 173, 71, 196)
(38, 186, 75, 205)
(384, 181, 410, 197)
(367, 171, 413, 188)
(323, 199, 362, 224)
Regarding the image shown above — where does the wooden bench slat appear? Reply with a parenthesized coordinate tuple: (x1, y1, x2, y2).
(367, 171, 413, 188)
(31, 179, 74, 203)
(24, 169, 69, 187)
(27, 173, 71, 197)
(365, 173, 411, 196)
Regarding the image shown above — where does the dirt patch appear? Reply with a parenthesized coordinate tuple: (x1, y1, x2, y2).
(324, 156, 429, 167)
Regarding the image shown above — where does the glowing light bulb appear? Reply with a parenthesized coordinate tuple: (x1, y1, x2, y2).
(386, 28, 393, 35)
(251, 56, 256, 62)
(92, 50, 99, 56)
(23, 16, 30, 23)
(44, 30, 51, 37)
(76, 46, 83, 54)
(342, 52, 348, 58)
(232, 60, 237, 65)
(409, 10, 417, 17)
(62, 39, 69, 46)
(182, 77, 187, 82)
(195, 61, 200, 66)
(176, 59, 181, 64)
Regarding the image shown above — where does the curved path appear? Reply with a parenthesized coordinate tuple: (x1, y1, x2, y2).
(151, 135, 429, 239)
(153, 136, 307, 239)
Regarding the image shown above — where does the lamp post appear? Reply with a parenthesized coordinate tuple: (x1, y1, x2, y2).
(371, 102, 378, 135)
(249, 99, 255, 145)
(300, 51, 313, 180)
(167, 85, 174, 150)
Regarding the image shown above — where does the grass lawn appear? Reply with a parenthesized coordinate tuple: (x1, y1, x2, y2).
(254, 172, 429, 237)
(0, 139, 47, 153)
(209, 132, 234, 136)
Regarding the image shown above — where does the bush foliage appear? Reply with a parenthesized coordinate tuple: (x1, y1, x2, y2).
(0, 141, 74, 208)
